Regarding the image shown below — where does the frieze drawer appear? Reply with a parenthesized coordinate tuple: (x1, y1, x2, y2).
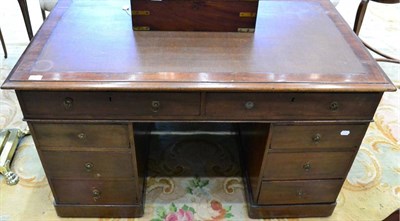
(18, 91, 201, 119)
(258, 180, 343, 205)
(205, 93, 382, 120)
(30, 123, 131, 149)
(262, 152, 355, 180)
(41, 151, 135, 179)
(52, 179, 138, 205)
(270, 124, 369, 149)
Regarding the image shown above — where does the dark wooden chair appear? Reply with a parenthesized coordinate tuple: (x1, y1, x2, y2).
(353, 0, 400, 64)
(0, 28, 7, 58)
(39, 0, 58, 20)
(17, 0, 34, 40)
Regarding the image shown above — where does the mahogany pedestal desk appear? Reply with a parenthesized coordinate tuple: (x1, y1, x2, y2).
(1, 0, 396, 218)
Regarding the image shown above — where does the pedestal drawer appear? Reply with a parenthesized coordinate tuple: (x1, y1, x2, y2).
(31, 123, 130, 149)
(270, 124, 369, 149)
(258, 180, 343, 205)
(262, 152, 354, 180)
(52, 179, 137, 205)
(18, 91, 201, 119)
(206, 93, 381, 120)
(41, 151, 135, 178)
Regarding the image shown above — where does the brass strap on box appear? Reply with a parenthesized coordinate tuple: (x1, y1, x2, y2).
(132, 10, 150, 16)
(239, 12, 257, 17)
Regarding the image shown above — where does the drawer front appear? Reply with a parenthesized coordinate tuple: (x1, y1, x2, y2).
(258, 180, 343, 205)
(262, 152, 354, 180)
(270, 124, 369, 149)
(132, 1, 258, 32)
(41, 151, 135, 178)
(18, 91, 200, 119)
(31, 123, 130, 149)
(206, 93, 381, 120)
(52, 179, 137, 205)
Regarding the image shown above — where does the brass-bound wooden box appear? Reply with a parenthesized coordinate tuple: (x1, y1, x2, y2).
(130, 0, 259, 32)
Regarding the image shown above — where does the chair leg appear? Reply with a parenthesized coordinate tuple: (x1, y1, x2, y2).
(0, 28, 7, 59)
(41, 9, 46, 21)
(363, 40, 400, 63)
(353, 0, 370, 35)
(17, 0, 33, 40)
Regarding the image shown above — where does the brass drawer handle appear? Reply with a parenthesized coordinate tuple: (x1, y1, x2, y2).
(312, 133, 321, 143)
(303, 162, 311, 172)
(63, 97, 73, 110)
(329, 101, 339, 111)
(92, 188, 101, 201)
(77, 132, 86, 140)
(245, 101, 254, 110)
(84, 162, 94, 172)
(297, 189, 305, 198)
(151, 101, 160, 113)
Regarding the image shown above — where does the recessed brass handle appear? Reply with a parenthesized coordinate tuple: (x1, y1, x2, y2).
(312, 133, 321, 143)
(77, 132, 86, 140)
(63, 97, 73, 110)
(245, 101, 254, 110)
(329, 101, 339, 111)
(84, 162, 94, 172)
(151, 101, 160, 113)
(92, 188, 101, 202)
(303, 162, 311, 172)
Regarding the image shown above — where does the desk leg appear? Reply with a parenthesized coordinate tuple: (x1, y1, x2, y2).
(17, 0, 34, 40)
(131, 123, 152, 209)
(240, 123, 337, 218)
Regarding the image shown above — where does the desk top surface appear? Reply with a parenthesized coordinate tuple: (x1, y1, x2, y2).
(2, 0, 395, 92)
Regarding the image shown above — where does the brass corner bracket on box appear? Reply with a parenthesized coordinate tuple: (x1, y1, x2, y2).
(0, 128, 30, 185)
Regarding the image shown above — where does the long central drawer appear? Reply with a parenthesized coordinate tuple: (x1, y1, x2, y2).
(18, 91, 201, 119)
(206, 92, 381, 120)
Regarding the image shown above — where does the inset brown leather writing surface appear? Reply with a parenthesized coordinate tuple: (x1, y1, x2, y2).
(2, 0, 395, 92)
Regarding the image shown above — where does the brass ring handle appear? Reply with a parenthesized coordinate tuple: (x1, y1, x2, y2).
(84, 162, 94, 172)
(77, 132, 86, 140)
(151, 101, 160, 113)
(92, 188, 101, 201)
(329, 101, 339, 111)
(303, 162, 311, 172)
(312, 133, 321, 143)
(63, 97, 73, 110)
(245, 101, 254, 110)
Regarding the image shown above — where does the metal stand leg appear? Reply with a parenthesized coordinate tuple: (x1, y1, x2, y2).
(0, 129, 30, 185)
